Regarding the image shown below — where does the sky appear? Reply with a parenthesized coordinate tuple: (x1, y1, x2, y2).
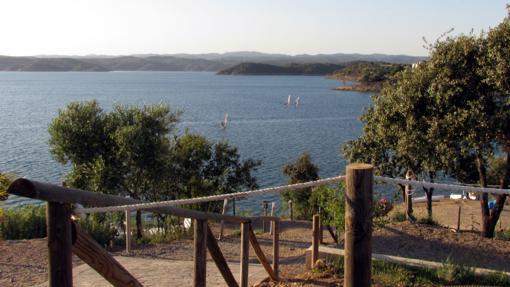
(0, 0, 508, 57)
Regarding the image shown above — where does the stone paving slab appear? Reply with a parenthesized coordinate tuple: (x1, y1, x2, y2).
(51, 256, 268, 286)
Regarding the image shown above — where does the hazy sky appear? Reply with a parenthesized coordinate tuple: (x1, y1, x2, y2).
(0, 0, 508, 57)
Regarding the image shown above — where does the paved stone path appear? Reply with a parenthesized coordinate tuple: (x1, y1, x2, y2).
(70, 256, 267, 287)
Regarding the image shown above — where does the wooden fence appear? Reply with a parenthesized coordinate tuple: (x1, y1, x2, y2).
(7, 179, 280, 287)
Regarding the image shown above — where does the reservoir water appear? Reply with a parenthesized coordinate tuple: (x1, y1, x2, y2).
(0, 71, 372, 211)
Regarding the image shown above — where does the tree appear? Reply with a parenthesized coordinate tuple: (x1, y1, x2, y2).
(281, 152, 319, 219)
(49, 101, 261, 238)
(49, 101, 179, 238)
(173, 133, 260, 212)
(343, 61, 440, 219)
(345, 15, 510, 237)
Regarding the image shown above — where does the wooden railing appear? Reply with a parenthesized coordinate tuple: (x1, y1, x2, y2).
(7, 178, 280, 287)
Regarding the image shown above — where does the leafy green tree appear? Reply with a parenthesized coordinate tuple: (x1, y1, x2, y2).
(345, 15, 510, 237)
(49, 101, 179, 238)
(477, 16, 510, 237)
(173, 133, 260, 212)
(343, 61, 440, 218)
(281, 152, 319, 219)
(49, 101, 260, 238)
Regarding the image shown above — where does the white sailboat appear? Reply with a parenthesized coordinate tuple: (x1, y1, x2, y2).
(286, 95, 292, 106)
(295, 96, 300, 107)
(220, 113, 228, 129)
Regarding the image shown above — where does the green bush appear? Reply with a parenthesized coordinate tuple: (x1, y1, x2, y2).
(0, 205, 46, 239)
(281, 152, 319, 220)
(79, 213, 120, 247)
(391, 211, 407, 222)
(311, 184, 345, 232)
(137, 215, 192, 244)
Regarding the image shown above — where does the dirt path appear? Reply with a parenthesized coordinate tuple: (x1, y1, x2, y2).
(2, 216, 510, 286)
(412, 199, 510, 231)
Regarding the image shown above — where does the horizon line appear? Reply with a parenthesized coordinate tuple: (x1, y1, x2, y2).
(0, 50, 429, 58)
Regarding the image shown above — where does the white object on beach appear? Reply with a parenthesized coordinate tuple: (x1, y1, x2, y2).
(412, 195, 447, 203)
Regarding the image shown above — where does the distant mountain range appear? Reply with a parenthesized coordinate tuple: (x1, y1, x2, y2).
(0, 52, 426, 72)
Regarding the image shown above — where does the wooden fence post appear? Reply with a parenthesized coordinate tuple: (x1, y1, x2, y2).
(240, 222, 250, 287)
(72, 222, 142, 287)
(405, 170, 416, 222)
(288, 200, 293, 221)
(270, 202, 276, 235)
(272, 219, 280, 280)
(47, 202, 73, 287)
(125, 209, 132, 254)
(311, 214, 320, 268)
(319, 210, 324, 244)
(457, 205, 462, 231)
(218, 199, 229, 240)
(344, 163, 373, 287)
(193, 219, 208, 287)
(262, 201, 269, 233)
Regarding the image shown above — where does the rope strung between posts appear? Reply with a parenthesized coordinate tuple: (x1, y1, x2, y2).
(374, 176, 510, 196)
(75, 174, 510, 215)
(77, 175, 345, 214)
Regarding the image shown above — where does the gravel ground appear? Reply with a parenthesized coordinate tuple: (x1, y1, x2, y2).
(2, 206, 510, 286)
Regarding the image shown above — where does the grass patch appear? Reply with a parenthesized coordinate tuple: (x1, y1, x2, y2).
(313, 255, 510, 286)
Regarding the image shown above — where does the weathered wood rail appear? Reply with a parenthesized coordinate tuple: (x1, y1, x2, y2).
(7, 178, 281, 287)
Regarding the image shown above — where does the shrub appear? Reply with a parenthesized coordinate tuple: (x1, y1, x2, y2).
(79, 213, 120, 247)
(311, 184, 345, 232)
(0, 172, 14, 201)
(281, 152, 319, 220)
(391, 211, 406, 222)
(0, 205, 46, 239)
(138, 215, 192, 244)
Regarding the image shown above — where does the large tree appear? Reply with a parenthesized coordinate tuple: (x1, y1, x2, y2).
(49, 101, 179, 237)
(343, 60, 440, 218)
(49, 101, 260, 237)
(344, 16, 510, 237)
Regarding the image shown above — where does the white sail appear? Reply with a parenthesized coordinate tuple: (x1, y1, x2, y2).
(287, 95, 291, 106)
(221, 113, 228, 129)
(295, 96, 300, 107)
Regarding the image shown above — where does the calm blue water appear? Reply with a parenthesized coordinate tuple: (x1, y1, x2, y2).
(0, 71, 372, 211)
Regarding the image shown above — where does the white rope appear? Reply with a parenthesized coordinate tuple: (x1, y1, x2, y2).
(375, 176, 510, 196)
(77, 174, 510, 215)
(79, 175, 345, 214)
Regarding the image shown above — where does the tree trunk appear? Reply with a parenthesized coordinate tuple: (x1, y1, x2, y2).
(136, 210, 143, 239)
(485, 151, 510, 237)
(405, 170, 416, 222)
(424, 188, 434, 218)
(477, 155, 492, 238)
